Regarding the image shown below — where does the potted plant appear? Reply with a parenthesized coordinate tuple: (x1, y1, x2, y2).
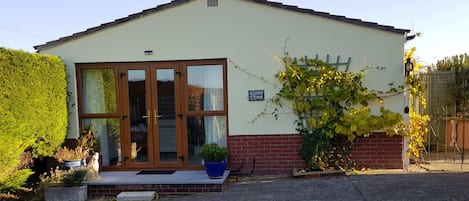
(78, 125, 101, 156)
(54, 147, 89, 170)
(79, 125, 102, 168)
(198, 143, 229, 179)
(54, 125, 100, 169)
(40, 168, 88, 201)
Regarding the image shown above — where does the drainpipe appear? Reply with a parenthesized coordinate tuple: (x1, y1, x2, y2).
(402, 115, 410, 173)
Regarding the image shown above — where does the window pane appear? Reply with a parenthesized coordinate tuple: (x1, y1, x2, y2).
(187, 116, 226, 165)
(187, 65, 224, 111)
(81, 69, 117, 114)
(128, 70, 148, 162)
(81, 118, 121, 167)
(157, 69, 177, 162)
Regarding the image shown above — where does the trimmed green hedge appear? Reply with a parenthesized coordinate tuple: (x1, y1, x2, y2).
(0, 48, 68, 192)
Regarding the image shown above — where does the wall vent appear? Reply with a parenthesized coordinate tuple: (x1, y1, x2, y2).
(207, 0, 218, 7)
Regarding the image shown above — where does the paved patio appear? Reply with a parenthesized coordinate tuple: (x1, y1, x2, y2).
(85, 170, 230, 198)
(85, 170, 229, 185)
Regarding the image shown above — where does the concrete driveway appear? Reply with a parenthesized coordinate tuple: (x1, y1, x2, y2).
(159, 172, 469, 201)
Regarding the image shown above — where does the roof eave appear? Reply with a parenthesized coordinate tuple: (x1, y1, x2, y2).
(247, 0, 410, 34)
(34, 0, 192, 52)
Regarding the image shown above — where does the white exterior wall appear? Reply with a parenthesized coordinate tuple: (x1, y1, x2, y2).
(40, 0, 406, 138)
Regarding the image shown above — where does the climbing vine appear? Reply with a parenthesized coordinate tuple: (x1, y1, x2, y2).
(274, 56, 402, 170)
(401, 47, 430, 160)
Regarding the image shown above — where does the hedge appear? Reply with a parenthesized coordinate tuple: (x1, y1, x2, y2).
(0, 47, 68, 192)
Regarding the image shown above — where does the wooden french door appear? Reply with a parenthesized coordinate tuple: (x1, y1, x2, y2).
(76, 59, 227, 170)
(121, 62, 183, 169)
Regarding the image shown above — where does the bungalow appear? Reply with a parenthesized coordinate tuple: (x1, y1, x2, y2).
(35, 0, 410, 174)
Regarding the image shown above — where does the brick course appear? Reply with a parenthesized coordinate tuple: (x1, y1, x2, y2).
(351, 133, 403, 169)
(88, 183, 226, 198)
(228, 133, 403, 175)
(229, 134, 305, 175)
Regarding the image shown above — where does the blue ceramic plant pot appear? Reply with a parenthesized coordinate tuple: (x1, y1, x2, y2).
(204, 160, 227, 179)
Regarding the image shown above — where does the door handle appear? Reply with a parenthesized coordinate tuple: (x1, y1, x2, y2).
(142, 110, 150, 118)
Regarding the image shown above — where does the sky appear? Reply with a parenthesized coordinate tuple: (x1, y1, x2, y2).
(1, 0, 468, 66)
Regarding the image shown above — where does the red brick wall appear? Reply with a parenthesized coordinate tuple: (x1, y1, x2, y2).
(228, 133, 403, 175)
(88, 183, 226, 198)
(228, 135, 305, 175)
(351, 133, 403, 169)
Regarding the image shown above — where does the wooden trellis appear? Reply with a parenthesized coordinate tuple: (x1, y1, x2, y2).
(294, 54, 352, 72)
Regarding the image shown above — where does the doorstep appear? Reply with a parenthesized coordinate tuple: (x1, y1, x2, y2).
(85, 170, 230, 198)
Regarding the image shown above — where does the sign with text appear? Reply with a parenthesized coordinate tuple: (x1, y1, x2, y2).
(248, 90, 264, 101)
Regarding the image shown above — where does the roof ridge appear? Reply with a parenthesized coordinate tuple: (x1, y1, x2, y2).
(34, 0, 409, 51)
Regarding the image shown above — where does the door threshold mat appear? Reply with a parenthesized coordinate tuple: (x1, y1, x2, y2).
(136, 170, 176, 175)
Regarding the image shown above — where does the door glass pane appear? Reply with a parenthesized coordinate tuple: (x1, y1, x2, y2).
(187, 65, 224, 112)
(128, 70, 149, 162)
(81, 118, 121, 167)
(187, 116, 227, 165)
(81, 69, 117, 114)
(157, 69, 177, 162)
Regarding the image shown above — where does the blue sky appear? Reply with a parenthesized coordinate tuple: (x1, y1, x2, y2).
(1, 0, 468, 65)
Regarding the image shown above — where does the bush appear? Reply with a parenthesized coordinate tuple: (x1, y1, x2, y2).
(0, 48, 68, 193)
(0, 169, 33, 193)
(40, 168, 87, 187)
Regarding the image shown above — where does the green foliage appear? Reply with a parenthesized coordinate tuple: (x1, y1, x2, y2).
(454, 68, 469, 114)
(435, 52, 469, 114)
(0, 47, 68, 193)
(435, 53, 469, 114)
(402, 47, 430, 159)
(198, 144, 229, 162)
(275, 56, 402, 170)
(0, 169, 33, 193)
(40, 168, 87, 187)
(62, 169, 87, 187)
(436, 53, 469, 71)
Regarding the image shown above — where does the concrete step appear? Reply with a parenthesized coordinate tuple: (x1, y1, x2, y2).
(116, 191, 157, 201)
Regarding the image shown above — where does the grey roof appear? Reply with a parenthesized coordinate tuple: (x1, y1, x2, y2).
(34, 0, 410, 51)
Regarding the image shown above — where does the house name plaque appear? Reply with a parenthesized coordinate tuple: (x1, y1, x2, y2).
(248, 90, 264, 101)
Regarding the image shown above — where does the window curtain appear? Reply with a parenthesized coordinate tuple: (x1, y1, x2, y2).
(81, 69, 116, 114)
(82, 70, 106, 114)
(81, 71, 111, 166)
(202, 67, 226, 147)
(82, 118, 121, 166)
(81, 69, 118, 166)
